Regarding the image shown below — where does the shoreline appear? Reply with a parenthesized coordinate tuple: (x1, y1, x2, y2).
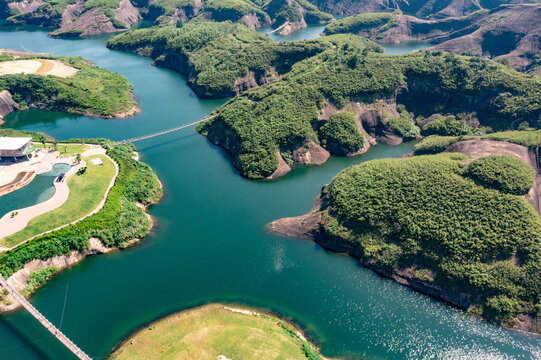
(108, 302, 331, 360)
(0, 196, 159, 313)
(0, 148, 163, 312)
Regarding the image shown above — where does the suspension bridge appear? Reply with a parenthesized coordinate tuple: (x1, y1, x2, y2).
(0, 274, 91, 360)
(113, 114, 217, 145)
(0, 115, 219, 359)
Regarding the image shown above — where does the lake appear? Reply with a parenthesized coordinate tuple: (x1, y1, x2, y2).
(0, 27, 539, 360)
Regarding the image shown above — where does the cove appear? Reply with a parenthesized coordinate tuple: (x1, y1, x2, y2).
(0, 29, 540, 360)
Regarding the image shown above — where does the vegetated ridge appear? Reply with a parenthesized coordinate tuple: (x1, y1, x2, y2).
(140, 0, 334, 35)
(0, 0, 141, 37)
(324, 3, 541, 73)
(106, 20, 332, 98)
(195, 33, 541, 179)
(309, 0, 523, 19)
(269, 151, 541, 334)
(0, 50, 137, 119)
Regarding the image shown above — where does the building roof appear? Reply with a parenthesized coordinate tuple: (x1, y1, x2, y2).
(0, 137, 32, 150)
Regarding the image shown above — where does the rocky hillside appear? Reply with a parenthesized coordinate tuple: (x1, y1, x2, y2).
(269, 150, 541, 334)
(143, 0, 334, 35)
(197, 34, 541, 179)
(325, 3, 541, 73)
(0, 0, 141, 37)
(309, 0, 522, 18)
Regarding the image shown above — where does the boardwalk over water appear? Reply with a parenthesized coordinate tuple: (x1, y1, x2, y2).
(114, 115, 216, 145)
(0, 275, 91, 360)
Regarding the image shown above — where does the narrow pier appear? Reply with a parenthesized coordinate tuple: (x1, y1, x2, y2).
(0, 274, 91, 360)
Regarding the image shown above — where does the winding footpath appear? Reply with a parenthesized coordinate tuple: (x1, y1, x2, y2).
(0, 147, 118, 251)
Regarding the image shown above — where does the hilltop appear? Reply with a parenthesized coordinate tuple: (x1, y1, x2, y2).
(0, 0, 334, 37)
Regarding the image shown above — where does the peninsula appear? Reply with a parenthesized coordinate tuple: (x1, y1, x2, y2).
(0, 129, 162, 311)
(0, 49, 138, 121)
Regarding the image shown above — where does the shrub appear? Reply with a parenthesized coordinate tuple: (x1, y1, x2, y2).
(413, 135, 460, 154)
(319, 111, 364, 154)
(422, 115, 472, 136)
(464, 155, 535, 195)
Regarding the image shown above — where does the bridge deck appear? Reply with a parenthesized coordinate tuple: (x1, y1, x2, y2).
(115, 115, 216, 145)
(0, 275, 91, 360)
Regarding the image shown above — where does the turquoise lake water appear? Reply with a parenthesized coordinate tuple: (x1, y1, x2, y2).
(0, 27, 539, 360)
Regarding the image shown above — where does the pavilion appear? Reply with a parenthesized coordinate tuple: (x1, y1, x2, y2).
(0, 137, 35, 161)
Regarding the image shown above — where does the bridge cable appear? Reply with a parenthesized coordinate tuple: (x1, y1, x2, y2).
(59, 283, 69, 330)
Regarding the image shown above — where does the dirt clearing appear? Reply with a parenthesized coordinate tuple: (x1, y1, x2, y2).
(0, 59, 78, 78)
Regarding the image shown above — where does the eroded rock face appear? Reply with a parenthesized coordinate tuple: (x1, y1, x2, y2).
(348, 3, 541, 72)
(0, 90, 19, 123)
(292, 141, 330, 165)
(7, 0, 141, 37)
(311, 0, 488, 18)
(7, 0, 45, 15)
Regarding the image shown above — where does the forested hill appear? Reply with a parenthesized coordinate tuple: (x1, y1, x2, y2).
(145, 0, 333, 35)
(270, 152, 541, 333)
(197, 33, 541, 179)
(0, 0, 142, 37)
(0, 51, 137, 118)
(107, 21, 333, 98)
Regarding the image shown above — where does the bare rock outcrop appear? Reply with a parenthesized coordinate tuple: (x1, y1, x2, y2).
(7, 0, 45, 14)
(0, 90, 19, 124)
(292, 141, 330, 165)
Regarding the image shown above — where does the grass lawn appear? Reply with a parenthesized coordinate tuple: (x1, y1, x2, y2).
(110, 304, 321, 360)
(34, 143, 90, 157)
(0, 154, 116, 248)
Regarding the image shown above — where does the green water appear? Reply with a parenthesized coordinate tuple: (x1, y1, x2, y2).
(0, 163, 71, 218)
(0, 29, 539, 360)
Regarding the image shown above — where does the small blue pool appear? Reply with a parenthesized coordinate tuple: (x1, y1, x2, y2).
(0, 163, 71, 219)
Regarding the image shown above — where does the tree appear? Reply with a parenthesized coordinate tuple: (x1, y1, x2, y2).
(75, 153, 81, 164)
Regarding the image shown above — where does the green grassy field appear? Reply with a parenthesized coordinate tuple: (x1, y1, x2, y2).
(0, 154, 116, 248)
(34, 143, 90, 157)
(111, 304, 322, 360)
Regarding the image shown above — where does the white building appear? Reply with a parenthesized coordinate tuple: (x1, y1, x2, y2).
(0, 137, 35, 161)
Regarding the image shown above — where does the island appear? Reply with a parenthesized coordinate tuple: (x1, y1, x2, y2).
(0, 129, 162, 311)
(0, 49, 138, 121)
(110, 304, 323, 360)
(269, 131, 541, 334)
